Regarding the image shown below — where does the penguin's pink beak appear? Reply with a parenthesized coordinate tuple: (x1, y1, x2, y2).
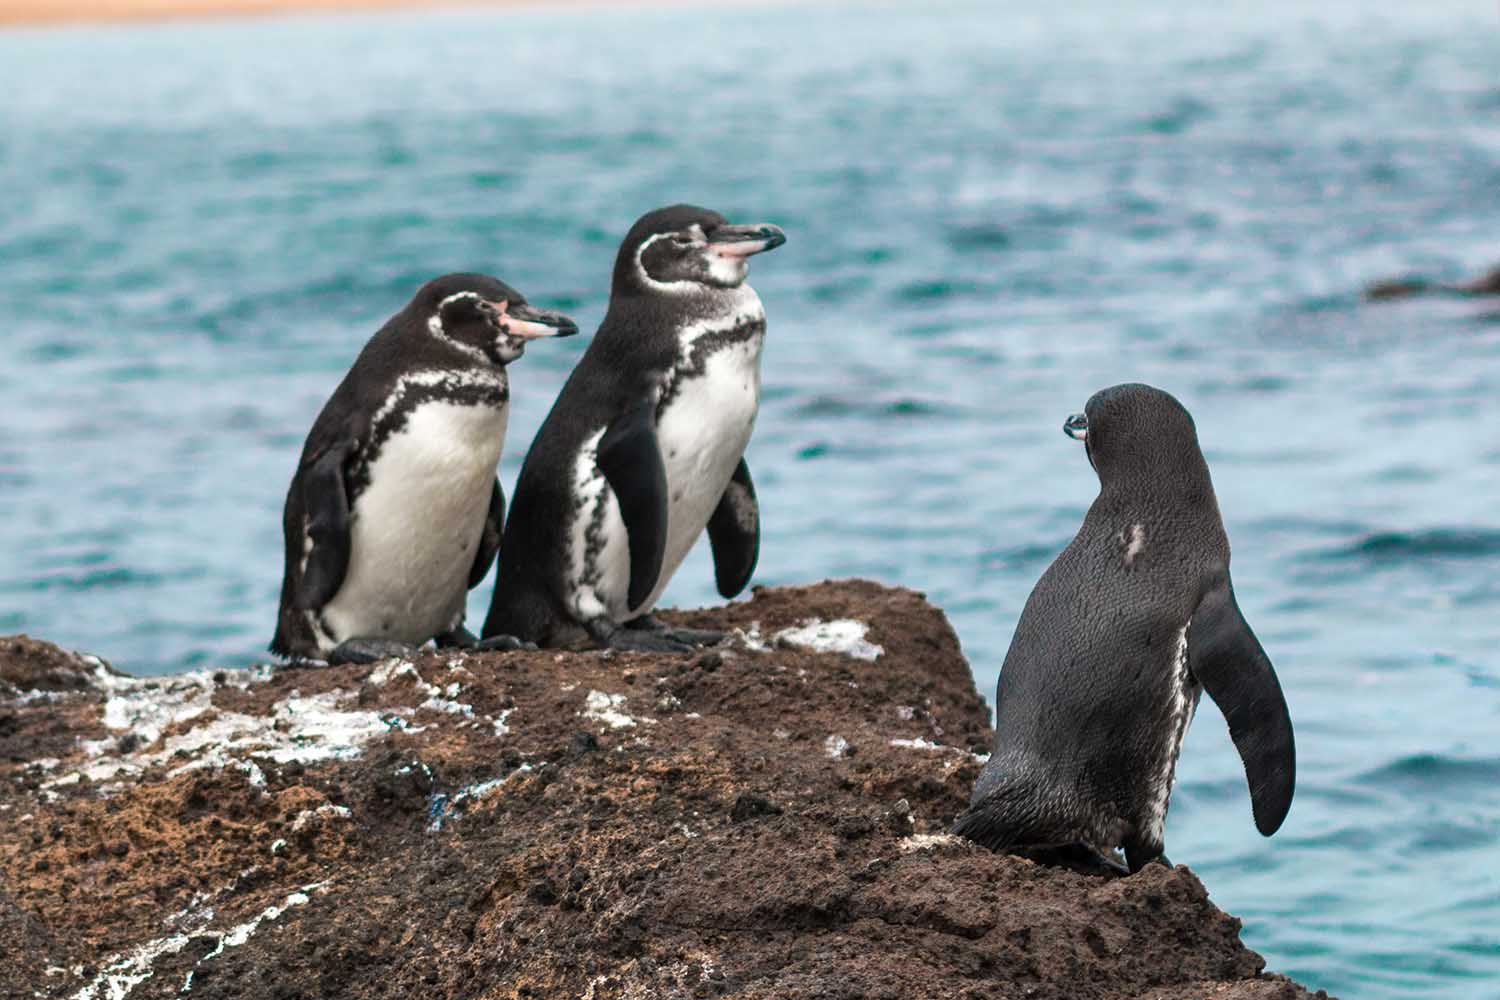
(707, 223, 787, 258)
(485, 300, 579, 339)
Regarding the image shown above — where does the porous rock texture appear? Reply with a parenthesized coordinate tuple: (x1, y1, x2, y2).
(0, 580, 1327, 1000)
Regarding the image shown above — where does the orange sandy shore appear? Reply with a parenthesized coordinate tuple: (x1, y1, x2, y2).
(0, 0, 700, 27)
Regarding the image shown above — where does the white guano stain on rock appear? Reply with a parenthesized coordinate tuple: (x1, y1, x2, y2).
(290, 804, 351, 833)
(492, 707, 515, 736)
(776, 620, 883, 661)
(45, 668, 422, 793)
(889, 737, 946, 751)
(824, 735, 850, 758)
(898, 833, 965, 853)
(426, 764, 535, 832)
(71, 928, 192, 1000)
(738, 619, 884, 661)
(581, 690, 650, 729)
(181, 884, 326, 993)
(71, 884, 327, 1000)
(889, 738, 989, 766)
(369, 660, 476, 717)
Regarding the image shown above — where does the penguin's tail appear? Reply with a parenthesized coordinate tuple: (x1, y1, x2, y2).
(951, 790, 1028, 852)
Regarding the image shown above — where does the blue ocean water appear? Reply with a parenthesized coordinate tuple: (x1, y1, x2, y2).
(2, 0, 1499, 994)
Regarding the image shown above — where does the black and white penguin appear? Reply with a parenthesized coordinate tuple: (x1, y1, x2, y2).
(953, 383, 1295, 874)
(270, 273, 578, 664)
(480, 205, 785, 652)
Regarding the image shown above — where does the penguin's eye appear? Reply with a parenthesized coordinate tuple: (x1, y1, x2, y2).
(671, 234, 694, 248)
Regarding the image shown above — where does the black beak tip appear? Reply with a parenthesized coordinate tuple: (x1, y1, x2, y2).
(555, 321, 580, 338)
(761, 226, 787, 250)
(1063, 414, 1088, 439)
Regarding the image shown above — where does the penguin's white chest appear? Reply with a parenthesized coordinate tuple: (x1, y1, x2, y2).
(318, 399, 507, 647)
(567, 316, 763, 624)
(644, 336, 763, 611)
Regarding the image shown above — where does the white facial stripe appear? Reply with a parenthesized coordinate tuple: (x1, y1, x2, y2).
(634, 232, 697, 295)
(428, 292, 489, 334)
(426, 291, 499, 365)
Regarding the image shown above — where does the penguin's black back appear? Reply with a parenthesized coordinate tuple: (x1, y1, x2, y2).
(977, 385, 1230, 844)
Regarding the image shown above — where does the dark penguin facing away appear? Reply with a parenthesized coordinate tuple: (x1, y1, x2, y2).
(271, 273, 578, 664)
(481, 204, 786, 652)
(954, 383, 1295, 874)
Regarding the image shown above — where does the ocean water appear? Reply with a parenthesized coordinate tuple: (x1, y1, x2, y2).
(2, 0, 1499, 994)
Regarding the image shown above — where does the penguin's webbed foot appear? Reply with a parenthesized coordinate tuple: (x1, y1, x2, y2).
(666, 626, 729, 647)
(624, 615, 728, 648)
(608, 630, 695, 654)
(329, 638, 419, 665)
(1125, 842, 1172, 874)
(1016, 843, 1130, 877)
(435, 626, 479, 650)
(474, 634, 539, 652)
(601, 625, 694, 654)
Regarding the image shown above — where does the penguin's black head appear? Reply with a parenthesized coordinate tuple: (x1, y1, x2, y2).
(613, 204, 786, 296)
(414, 273, 578, 365)
(1065, 383, 1209, 489)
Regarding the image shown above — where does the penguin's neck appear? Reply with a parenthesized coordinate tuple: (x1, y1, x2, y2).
(671, 284, 765, 353)
(1091, 475, 1219, 521)
(599, 284, 764, 373)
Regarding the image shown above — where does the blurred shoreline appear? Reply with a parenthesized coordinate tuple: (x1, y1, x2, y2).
(0, 0, 731, 27)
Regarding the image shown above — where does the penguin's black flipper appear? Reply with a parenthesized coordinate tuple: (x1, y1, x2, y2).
(467, 478, 505, 589)
(1189, 576, 1296, 837)
(597, 401, 668, 610)
(295, 439, 356, 611)
(707, 458, 759, 598)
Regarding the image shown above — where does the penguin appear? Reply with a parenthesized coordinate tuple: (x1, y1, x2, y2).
(480, 205, 786, 653)
(953, 383, 1295, 874)
(270, 273, 578, 664)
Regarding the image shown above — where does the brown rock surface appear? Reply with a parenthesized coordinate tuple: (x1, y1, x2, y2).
(0, 580, 1327, 1000)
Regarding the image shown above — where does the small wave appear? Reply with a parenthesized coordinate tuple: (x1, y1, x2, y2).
(945, 223, 1011, 252)
(1317, 529, 1500, 563)
(894, 279, 983, 303)
(978, 541, 1064, 573)
(1138, 96, 1214, 135)
(789, 395, 951, 420)
(1470, 88, 1500, 112)
(1354, 754, 1500, 795)
(1408, 820, 1500, 854)
(18, 566, 168, 594)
